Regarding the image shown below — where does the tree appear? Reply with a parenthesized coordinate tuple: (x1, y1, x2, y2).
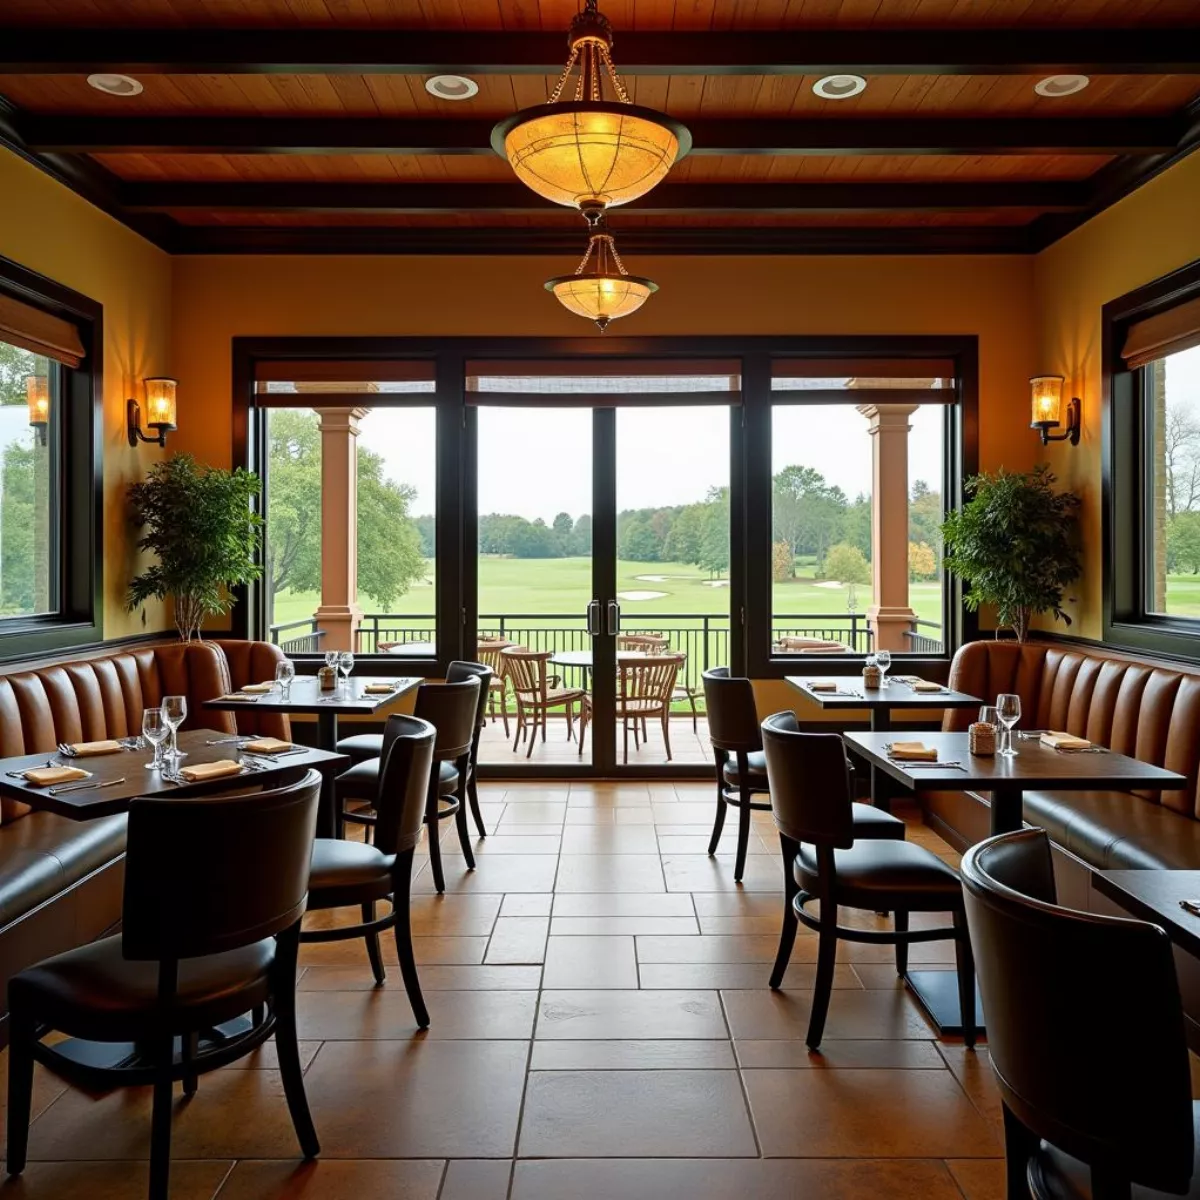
(772, 465, 847, 559)
(1168, 512, 1200, 574)
(552, 511, 574, 552)
(621, 516, 661, 563)
(697, 487, 730, 578)
(570, 513, 592, 555)
(842, 493, 872, 561)
(356, 447, 425, 609)
(414, 514, 435, 559)
(772, 539, 794, 582)
(822, 542, 871, 586)
(1165, 403, 1200, 517)
(909, 480, 943, 552)
(663, 503, 703, 564)
(908, 540, 937, 581)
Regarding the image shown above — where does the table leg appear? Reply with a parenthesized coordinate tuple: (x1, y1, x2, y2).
(868, 708, 892, 812)
(316, 710, 339, 840)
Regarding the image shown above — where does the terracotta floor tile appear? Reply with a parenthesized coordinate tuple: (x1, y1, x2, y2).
(408, 894, 502, 937)
(551, 916, 700, 936)
(851, 963, 945, 989)
(471, 835, 561, 854)
(692, 894, 783, 917)
(218, 1040, 322, 1072)
(611, 808, 656, 824)
(414, 855, 558, 893)
(518, 1070, 756, 1157)
(639, 962, 858, 990)
(440, 1159, 513, 1200)
(542, 936, 638, 989)
(484, 917, 550, 964)
(636, 934, 787, 963)
(499, 894, 553, 917)
(734, 1039, 947, 1069)
(510, 1158, 965, 1200)
(563, 808, 617, 825)
(560, 825, 660, 853)
(697, 915, 782, 935)
(297, 988, 536, 1040)
(553, 854, 666, 892)
(742, 1068, 1001, 1157)
(552, 893, 694, 918)
(529, 1040, 736, 1070)
(498, 787, 570, 804)
(652, 802, 720, 824)
(661, 854, 782, 892)
(298, 964, 540, 991)
(495, 803, 567, 824)
(721, 987, 937, 1041)
(536, 990, 727, 1040)
(413, 936, 490, 965)
(936, 1044, 1004, 1129)
(215, 1158, 445, 1198)
(299, 938, 401, 968)
(303, 1040, 527, 1157)
(0, 1160, 232, 1198)
(947, 1158, 1007, 1200)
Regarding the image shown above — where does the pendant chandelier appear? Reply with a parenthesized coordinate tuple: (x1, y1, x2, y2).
(545, 218, 657, 332)
(491, 0, 691, 213)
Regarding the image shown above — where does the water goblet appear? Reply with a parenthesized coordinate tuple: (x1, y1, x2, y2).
(874, 649, 892, 685)
(338, 651, 355, 695)
(162, 695, 187, 761)
(142, 708, 169, 770)
(996, 693, 1022, 757)
(275, 659, 296, 697)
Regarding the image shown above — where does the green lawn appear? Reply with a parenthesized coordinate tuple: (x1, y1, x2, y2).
(1166, 575, 1200, 617)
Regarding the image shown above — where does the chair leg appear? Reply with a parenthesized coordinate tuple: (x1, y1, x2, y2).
(468, 774, 487, 838)
(806, 904, 839, 1051)
(5, 1007, 36, 1175)
(455, 797, 476, 869)
(623, 717, 629, 764)
(661, 711, 673, 761)
(770, 835, 800, 989)
(334, 797, 345, 841)
(512, 708, 523, 753)
(181, 1031, 200, 1096)
(541, 707, 548, 743)
(426, 782, 446, 894)
(579, 705, 588, 757)
(707, 779, 727, 856)
(1002, 1102, 1039, 1200)
(526, 709, 538, 758)
(363, 900, 386, 985)
(274, 930, 321, 1160)
(500, 693, 510, 738)
(149, 1039, 176, 1200)
(894, 911, 909, 976)
(689, 692, 698, 733)
(953, 907, 977, 1049)
(734, 782, 752, 882)
(393, 854, 430, 1029)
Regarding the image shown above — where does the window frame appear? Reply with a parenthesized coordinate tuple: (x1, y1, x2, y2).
(0, 254, 102, 662)
(1103, 257, 1200, 659)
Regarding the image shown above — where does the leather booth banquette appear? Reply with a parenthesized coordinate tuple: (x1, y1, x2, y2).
(0, 638, 287, 1043)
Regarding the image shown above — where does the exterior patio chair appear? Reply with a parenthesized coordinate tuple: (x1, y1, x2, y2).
(502, 647, 585, 759)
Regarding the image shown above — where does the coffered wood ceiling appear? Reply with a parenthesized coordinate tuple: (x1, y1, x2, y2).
(1, 0, 1198, 255)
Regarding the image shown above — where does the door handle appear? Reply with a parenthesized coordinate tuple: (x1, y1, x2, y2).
(606, 600, 621, 637)
(586, 600, 601, 638)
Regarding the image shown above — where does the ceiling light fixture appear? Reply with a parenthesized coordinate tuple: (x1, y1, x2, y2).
(812, 74, 867, 100)
(492, 0, 690, 213)
(1034, 74, 1090, 98)
(546, 217, 656, 332)
(424, 74, 479, 101)
(86, 73, 144, 97)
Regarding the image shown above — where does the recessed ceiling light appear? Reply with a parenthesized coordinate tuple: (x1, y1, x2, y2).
(1034, 74, 1090, 98)
(425, 74, 479, 101)
(86, 73, 144, 97)
(812, 74, 867, 101)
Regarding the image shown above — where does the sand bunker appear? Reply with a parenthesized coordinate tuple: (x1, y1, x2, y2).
(618, 590, 668, 601)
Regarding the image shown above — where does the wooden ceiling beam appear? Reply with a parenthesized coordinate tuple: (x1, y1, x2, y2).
(1, 27, 1197, 76)
(121, 180, 1087, 214)
(22, 115, 1182, 158)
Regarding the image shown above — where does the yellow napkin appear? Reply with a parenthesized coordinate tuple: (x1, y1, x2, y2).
(910, 681, 946, 694)
(24, 765, 90, 786)
(239, 682, 274, 694)
(363, 682, 399, 694)
(216, 693, 259, 702)
(68, 739, 123, 757)
(1040, 731, 1092, 751)
(242, 737, 294, 754)
(890, 741, 938, 762)
(808, 681, 838, 692)
(179, 759, 244, 782)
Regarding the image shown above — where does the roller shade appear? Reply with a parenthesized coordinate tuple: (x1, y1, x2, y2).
(1122, 297, 1200, 370)
(254, 359, 435, 384)
(771, 357, 956, 378)
(465, 358, 742, 405)
(0, 294, 85, 369)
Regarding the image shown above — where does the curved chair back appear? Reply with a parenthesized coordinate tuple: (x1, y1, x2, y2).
(702, 667, 761, 752)
(374, 715, 437, 855)
(122, 768, 321, 961)
(501, 648, 550, 701)
(447, 660, 494, 776)
(961, 829, 1194, 1194)
(619, 655, 682, 706)
(760, 711, 855, 849)
(414, 676, 481, 762)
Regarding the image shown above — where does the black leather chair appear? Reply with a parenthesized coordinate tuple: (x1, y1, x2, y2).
(761, 711, 975, 1050)
(304, 715, 436, 1026)
(6, 770, 322, 1200)
(962, 828, 1198, 1200)
(703, 667, 905, 882)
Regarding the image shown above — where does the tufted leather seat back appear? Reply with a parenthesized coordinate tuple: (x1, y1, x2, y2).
(944, 641, 1200, 819)
(0, 639, 289, 822)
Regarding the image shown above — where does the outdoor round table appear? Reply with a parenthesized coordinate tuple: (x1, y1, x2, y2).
(549, 649, 653, 683)
(384, 640, 437, 657)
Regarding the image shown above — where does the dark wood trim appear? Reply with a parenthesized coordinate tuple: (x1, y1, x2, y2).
(3, 27, 1197, 76)
(23, 114, 1180, 158)
(125, 180, 1087, 214)
(771, 388, 952, 405)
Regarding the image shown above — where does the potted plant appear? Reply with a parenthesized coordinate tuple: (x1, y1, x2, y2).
(127, 454, 263, 642)
(941, 464, 1081, 643)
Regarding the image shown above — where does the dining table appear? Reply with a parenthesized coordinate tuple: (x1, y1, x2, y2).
(842, 729, 1187, 1036)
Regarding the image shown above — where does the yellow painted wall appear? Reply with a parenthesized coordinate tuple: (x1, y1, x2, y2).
(0, 148, 174, 638)
(1034, 152, 1200, 639)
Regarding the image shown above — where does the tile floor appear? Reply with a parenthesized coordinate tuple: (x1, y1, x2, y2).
(0, 781, 1013, 1200)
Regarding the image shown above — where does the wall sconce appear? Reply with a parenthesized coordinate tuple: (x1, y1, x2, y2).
(127, 376, 178, 447)
(1029, 374, 1081, 446)
(24, 375, 49, 446)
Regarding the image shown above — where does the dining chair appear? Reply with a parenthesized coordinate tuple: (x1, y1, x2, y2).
(578, 653, 683, 763)
(303, 715, 436, 1025)
(703, 667, 906, 882)
(962, 828, 1197, 1200)
(476, 638, 512, 736)
(761, 711, 974, 1050)
(6, 770, 322, 1200)
(502, 647, 585, 759)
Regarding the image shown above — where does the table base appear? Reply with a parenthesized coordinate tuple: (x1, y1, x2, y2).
(52, 1014, 254, 1075)
(904, 969, 985, 1037)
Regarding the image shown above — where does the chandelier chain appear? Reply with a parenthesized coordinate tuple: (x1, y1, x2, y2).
(549, 44, 581, 104)
(599, 45, 631, 104)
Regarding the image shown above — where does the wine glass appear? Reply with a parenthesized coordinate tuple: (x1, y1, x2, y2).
(162, 694, 187, 761)
(275, 659, 295, 697)
(996, 693, 1022, 757)
(874, 649, 892, 685)
(338, 650, 355, 694)
(142, 707, 169, 770)
(978, 705, 999, 727)
(324, 650, 339, 671)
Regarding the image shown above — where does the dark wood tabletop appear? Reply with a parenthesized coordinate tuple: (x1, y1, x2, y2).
(785, 675, 982, 711)
(1092, 871, 1200, 960)
(203, 674, 421, 715)
(0, 728, 350, 821)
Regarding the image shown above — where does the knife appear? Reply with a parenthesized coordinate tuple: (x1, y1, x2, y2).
(49, 777, 126, 797)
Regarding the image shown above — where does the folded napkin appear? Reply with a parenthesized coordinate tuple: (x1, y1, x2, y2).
(239, 682, 274, 694)
(68, 739, 123, 757)
(242, 737, 294, 755)
(24, 765, 90, 786)
(891, 675, 922, 685)
(1040, 731, 1092, 751)
(363, 682, 399, 694)
(889, 741, 938, 762)
(216, 693, 259, 702)
(807, 681, 838, 692)
(179, 759, 244, 782)
(910, 681, 946, 694)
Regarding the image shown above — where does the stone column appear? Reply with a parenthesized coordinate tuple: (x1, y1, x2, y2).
(312, 406, 369, 651)
(857, 403, 920, 652)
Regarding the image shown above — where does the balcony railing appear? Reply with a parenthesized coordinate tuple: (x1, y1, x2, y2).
(270, 618, 327, 654)
(904, 619, 944, 654)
